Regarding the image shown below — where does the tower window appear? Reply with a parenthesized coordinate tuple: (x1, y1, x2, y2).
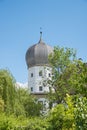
(31, 73, 33, 77)
(39, 86, 43, 91)
(39, 70, 42, 76)
(49, 73, 51, 77)
(31, 87, 33, 91)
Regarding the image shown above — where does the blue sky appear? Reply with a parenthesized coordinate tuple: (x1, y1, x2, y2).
(0, 0, 87, 83)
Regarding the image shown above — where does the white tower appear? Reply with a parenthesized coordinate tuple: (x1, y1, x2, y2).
(25, 32, 53, 110)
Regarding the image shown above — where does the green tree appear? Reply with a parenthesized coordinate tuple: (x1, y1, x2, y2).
(63, 94, 75, 130)
(68, 60, 87, 97)
(58, 59, 87, 98)
(14, 87, 42, 117)
(0, 69, 16, 114)
(48, 46, 87, 105)
(49, 104, 65, 130)
(74, 96, 87, 130)
(0, 98, 4, 112)
(48, 94, 75, 130)
(48, 46, 76, 104)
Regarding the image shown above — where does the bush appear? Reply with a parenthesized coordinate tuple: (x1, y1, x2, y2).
(0, 113, 49, 130)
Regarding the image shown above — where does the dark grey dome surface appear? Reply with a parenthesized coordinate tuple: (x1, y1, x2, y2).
(26, 39, 53, 68)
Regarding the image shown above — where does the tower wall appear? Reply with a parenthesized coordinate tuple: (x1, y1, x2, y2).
(28, 66, 52, 94)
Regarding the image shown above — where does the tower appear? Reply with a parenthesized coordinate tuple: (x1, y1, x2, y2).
(25, 33, 53, 111)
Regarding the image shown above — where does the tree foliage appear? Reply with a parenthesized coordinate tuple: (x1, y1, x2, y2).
(0, 98, 4, 112)
(0, 69, 16, 113)
(48, 94, 75, 130)
(14, 87, 42, 117)
(48, 46, 87, 104)
(74, 96, 87, 130)
(0, 69, 42, 117)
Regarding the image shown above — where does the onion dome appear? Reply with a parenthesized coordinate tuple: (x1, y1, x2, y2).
(25, 32, 53, 68)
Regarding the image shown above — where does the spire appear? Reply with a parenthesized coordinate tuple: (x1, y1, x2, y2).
(40, 27, 42, 41)
(38, 27, 44, 44)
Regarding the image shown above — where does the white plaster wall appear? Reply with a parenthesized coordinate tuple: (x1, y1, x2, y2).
(28, 66, 52, 93)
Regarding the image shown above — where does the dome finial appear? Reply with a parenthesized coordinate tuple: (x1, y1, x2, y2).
(40, 27, 42, 41)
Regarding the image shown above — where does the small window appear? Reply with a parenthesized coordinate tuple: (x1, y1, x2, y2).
(31, 73, 33, 77)
(39, 86, 43, 91)
(49, 73, 51, 77)
(31, 87, 33, 91)
(39, 70, 42, 76)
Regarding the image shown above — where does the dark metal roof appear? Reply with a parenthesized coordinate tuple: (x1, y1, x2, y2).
(25, 39, 53, 68)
